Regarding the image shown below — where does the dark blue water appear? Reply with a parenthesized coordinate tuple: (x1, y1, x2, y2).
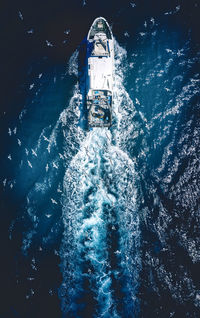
(1, 1, 200, 317)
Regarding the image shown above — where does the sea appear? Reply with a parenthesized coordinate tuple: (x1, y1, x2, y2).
(1, 0, 200, 317)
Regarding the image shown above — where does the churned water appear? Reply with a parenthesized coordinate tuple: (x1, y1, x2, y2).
(59, 42, 140, 317)
(1, 1, 200, 317)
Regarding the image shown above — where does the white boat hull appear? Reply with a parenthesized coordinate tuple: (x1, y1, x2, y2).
(86, 17, 114, 127)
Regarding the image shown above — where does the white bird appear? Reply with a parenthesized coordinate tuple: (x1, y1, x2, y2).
(53, 162, 58, 169)
(18, 11, 23, 20)
(59, 153, 64, 160)
(27, 29, 34, 34)
(27, 160, 32, 168)
(43, 136, 50, 143)
(64, 29, 70, 35)
(31, 149, 37, 157)
(114, 250, 121, 255)
(46, 40, 53, 47)
(51, 198, 58, 205)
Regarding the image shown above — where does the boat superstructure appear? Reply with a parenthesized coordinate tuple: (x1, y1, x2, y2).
(86, 17, 114, 127)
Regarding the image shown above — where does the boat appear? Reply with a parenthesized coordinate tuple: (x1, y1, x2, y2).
(86, 17, 114, 128)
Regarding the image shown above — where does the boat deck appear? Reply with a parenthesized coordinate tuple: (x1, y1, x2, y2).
(87, 90, 112, 127)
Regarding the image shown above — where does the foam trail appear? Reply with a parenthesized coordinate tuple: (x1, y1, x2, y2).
(59, 41, 140, 317)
